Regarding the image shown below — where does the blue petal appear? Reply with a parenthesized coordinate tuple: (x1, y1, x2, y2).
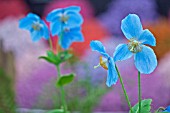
(59, 27, 84, 49)
(19, 17, 33, 30)
(113, 44, 133, 62)
(46, 9, 62, 22)
(90, 40, 109, 58)
(19, 13, 40, 30)
(106, 57, 118, 87)
(164, 106, 170, 112)
(68, 27, 84, 42)
(65, 11, 83, 28)
(64, 6, 81, 12)
(50, 21, 62, 36)
(27, 13, 40, 20)
(134, 45, 157, 74)
(138, 29, 156, 46)
(41, 21, 50, 40)
(121, 14, 143, 40)
(59, 33, 71, 49)
(30, 29, 43, 42)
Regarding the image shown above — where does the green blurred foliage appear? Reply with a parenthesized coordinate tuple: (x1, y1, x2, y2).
(0, 68, 16, 113)
(36, 76, 108, 113)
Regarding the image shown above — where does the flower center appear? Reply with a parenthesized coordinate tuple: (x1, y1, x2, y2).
(94, 56, 108, 70)
(60, 14, 69, 23)
(128, 39, 142, 53)
(64, 27, 70, 32)
(32, 22, 42, 31)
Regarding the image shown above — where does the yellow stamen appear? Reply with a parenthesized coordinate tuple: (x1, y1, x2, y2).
(60, 15, 69, 22)
(99, 56, 108, 70)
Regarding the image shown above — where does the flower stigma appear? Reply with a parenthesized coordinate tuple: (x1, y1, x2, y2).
(32, 22, 42, 31)
(94, 56, 108, 70)
(64, 27, 70, 32)
(128, 38, 142, 53)
(60, 14, 69, 23)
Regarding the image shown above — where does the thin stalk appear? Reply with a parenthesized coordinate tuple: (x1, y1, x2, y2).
(48, 38, 53, 51)
(56, 65, 67, 113)
(115, 65, 133, 113)
(138, 71, 141, 113)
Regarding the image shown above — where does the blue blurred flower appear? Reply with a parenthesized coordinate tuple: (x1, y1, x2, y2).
(90, 40, 118, 87)
(114, 14, 157, 74)
(59, 26, 84, 49)
(163, 106, 170, 112)
(19, 13, 49, 42)
(46, 6, 83, 36)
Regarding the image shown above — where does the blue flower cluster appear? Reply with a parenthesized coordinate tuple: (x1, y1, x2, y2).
(19, 6, 84, 49)
(90, 14, 157, 87)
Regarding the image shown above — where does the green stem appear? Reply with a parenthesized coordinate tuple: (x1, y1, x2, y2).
(48, 38, 53, 51)
(56, 65, 67, 113)
(138, 71, 141, 113)
(115, 65, 133, 113)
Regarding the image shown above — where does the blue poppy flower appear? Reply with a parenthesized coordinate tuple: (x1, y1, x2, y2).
(163, 106, 170, 112)
(59, 26, 84, 49)
(46, 6, 83, 36)
(90, 40, 118, 87)
(19, 13, 49, 42)
(113, 14, 157, 74)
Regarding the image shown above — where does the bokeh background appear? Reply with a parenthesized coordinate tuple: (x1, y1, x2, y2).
(0, 0, 170, 113)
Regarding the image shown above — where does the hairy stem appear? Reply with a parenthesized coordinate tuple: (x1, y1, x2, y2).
(115, 65, 133, 113)
(138, 71, 141, 113)
(56, 65, 67, 113)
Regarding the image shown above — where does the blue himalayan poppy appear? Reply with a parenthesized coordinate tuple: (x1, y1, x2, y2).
(114, 14, 157, 74)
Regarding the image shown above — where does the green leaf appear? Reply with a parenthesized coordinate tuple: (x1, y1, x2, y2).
(47, 50, 60, 63)
(58, 50, 72, 63)
(38, 56, 54, 63)
(130, 99, 152, 113)
(47, 109, 64, 113)
(39, 50, 72, 66)
(57, 73, 75, 87)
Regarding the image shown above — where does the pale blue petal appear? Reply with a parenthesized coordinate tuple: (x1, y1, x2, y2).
(134, 45, 157, 74)
(19, 13, 40, 30)
(59, 33, 71, 49)
(19, 17, 33, 30)
(27, 13, 40, 20)
(41, 21, 50, 40)
(121, 14, 143, 40)
(59, 27, 84, 49)
(164, 106, 170, 112)
(64, 6, 81, 12)
(113, 44, 133, 62)
(46, 9, 62, 22)
(90, 40, 109, 58)
(66, 11, 83, 27)
(106, 57, 118, 87)
(68, 27, 84, 42)
(30, 29, 43, 42)
(138, 29, 156, 46)
(50, 21, 62, 36)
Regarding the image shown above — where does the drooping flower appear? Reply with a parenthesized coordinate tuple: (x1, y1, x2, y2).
(114, 14, 157, 74)
(59, 26, 84, 49)
(19, 13, 49, 42)
(46, 6, 83, 36)
(90, 40, 118, 87)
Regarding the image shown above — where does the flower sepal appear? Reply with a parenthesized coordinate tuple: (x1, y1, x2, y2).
(130, 99, 152, 113)
(39, 50, 72, 66)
